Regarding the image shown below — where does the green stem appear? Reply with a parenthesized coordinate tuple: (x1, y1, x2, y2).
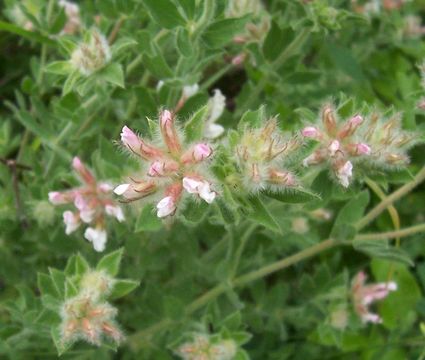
(230, 223, 258, 278)
(355, 223, 425, 241)
(356, 166, 425, 230)
(128, 238, 336, 350)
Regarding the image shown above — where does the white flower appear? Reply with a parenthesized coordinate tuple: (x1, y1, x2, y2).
(182, 177, 216, 203)
(105, 205, 125, 222)
(336, 161, 353, 188)
(328, 140, 340, 156)
(84, 227, 107, 252)
(204, 89, 226, 139)
(156, 196, 176, 218)
(114, 183, 130, 195)
(63, 211, 80, 234)
(182, 83, 199, 98)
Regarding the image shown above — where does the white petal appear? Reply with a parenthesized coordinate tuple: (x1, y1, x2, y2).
(84, 227, 107, 252)
(182, 177, 202, 194)
(183, 84, 199, 98)
(156, 196, 175, 218)
(63, 211, 80, 235)
(105, 205, 125, 222)
(198, 182, 216, 204)
(209, 89, 226, 123)
(114, 183, 130, 195)
(79, 208, 95, 223)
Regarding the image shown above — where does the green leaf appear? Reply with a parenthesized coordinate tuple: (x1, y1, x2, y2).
(202, 16, 250, 48)
(353, 240, 414, 266)
(177, 0, 196, 19)
(331, 190, 369, 240)
(263, 22, 294, 62)
(248, 196, 281, 233)
(37, 273, 60, 299)
(49, 268, 66, 299)
(51, 327, 72, 356)
(100, 63, 125, 88)
(111, 37, 138, 57)
(65, 278, 79, 299)
(142, 53, 173, 79)
(44, 61, 73, 75)
(142, 0, 186, 29)
(63, 71, 80, 95)
(176, 27, 193, 58)
(110, 279, 140, 300)
(163, 296, 184, 320)
(0, 20, 56, 46)
(96, 248, 124, 276)
(262, 188, 320, 203)
(184, 105, 208, 142)
(135, 205, 162, 232)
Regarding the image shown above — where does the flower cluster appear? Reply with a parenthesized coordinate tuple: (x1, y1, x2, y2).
(301, 106, 372, 187)
(351, 271, 397, 324)
(70, 29, 111, 76)
(235, 119, 301, 192)
(177, 334, 237, 360)
(60, 270, 123, 346)
(48, 157, 124, 252)
(115, 110, 217, 218)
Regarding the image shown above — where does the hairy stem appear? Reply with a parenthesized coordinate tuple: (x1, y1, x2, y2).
(355, 223, 425, 241)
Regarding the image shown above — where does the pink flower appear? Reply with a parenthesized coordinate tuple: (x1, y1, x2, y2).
(148, 161, 165, 177)
(349, 115, 363, 127)
(121, 126, 142, 153)
(48, 191, 67, 205)
(351, 271, 397, 324)
(356, 143, 371, 155)
(302, 126, 320, 139)
(72, 157, 95, 184)
(336, 161, 353, 188)
(156, 196, 176, 218)
(193, 144, 212, 161)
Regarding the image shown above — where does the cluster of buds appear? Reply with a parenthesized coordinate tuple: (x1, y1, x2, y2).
(70, 29, 111, 76)
(235, 119, 300, 192)
(115, 110, 217, 218)
(301, 106, 373, 187)
(177, 334, 237, 360)
(48, 157, 124, 252)
(58, 0, 81, 35)
(60, 270, 123, 346)
(351, 271, 397, 324)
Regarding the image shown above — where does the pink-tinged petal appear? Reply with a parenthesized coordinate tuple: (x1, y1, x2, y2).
(362, 313, 381, 324)
(148, 161, 165, 177)
(84, 227, 107, 252)
(198, 182, 216, 204)
(121, 126, 142, 153)
(182, 177, 202, 194)
(193, 143, 212, 161)
(156, 196, 176, 218)
(79, 208, 95, 223)
(98, 183, 113, 192)
(74, 193, 87, 210)
(328, 140, 340, 156)
(105, 205, 125, 222)
(72, 157, 95, 184)
(356, 143, 371, 155)
(160, 110, 181, 154)
(302, 126, 320, 139)
(63, 211, 80, 234)
(48, 191, 67, 205)
(349, 115, 363, 127)
(114, 183, 130, 195)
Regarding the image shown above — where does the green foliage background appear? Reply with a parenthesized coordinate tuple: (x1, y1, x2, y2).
(1, 0, 425, 359)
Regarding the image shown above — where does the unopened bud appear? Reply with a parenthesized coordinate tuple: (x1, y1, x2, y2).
(160, 110, 181, 154)
(302, 126, 320, 139)
(322, 105, 337, 135)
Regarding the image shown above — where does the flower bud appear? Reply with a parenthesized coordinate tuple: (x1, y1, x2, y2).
(339, 115, 364, 138)
(63, 211, 80, 234)
(327, 140, 340, 156)
(160, 110, 181, 154)
(121, 126, 142, 153)
(80, 270, 113, 298)
(302, 126, 320, 139)
(268, 169, 296, 186)
(48, 191, 68, 205)
(73, 157, 95, 184)
(355, 143, 371, 155)
(322, 105, 337, 135)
